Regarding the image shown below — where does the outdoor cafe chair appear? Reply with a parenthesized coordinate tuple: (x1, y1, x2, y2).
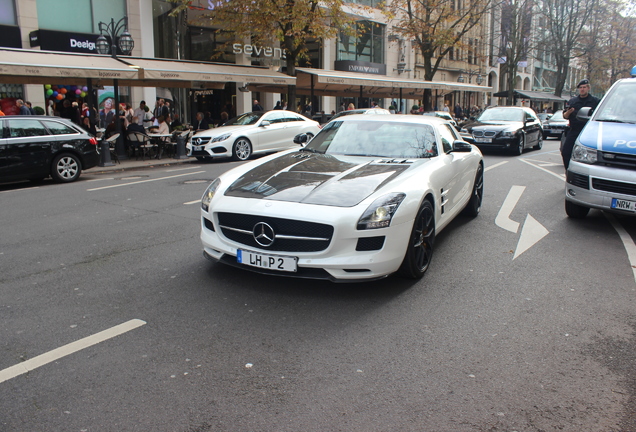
(104, 133, 121, 164)
(127, 131, 154, 160)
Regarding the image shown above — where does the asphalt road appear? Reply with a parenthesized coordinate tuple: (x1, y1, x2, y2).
(1, 138, 635, 432)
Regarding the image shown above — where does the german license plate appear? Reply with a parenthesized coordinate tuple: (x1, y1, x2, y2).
(475, 137, 492, 143)
(237, 249, 298, 272)
(611, 198, 636, 211)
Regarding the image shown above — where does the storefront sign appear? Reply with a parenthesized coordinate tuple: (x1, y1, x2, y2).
(0, 25, 22, 49)
(29, 29, 125, 55)
(232, 43, 286, 59)
(335, 60, 386, 76)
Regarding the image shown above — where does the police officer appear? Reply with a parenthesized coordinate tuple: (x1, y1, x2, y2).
(561, 79, 600, 169)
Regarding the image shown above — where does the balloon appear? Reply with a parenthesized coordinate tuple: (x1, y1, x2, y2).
(80, 91, 87, 97)
(60, 88, 67, 94)
(75, 89, 82, 95)
(82, 86, 88, 92)
(70, 85, 77, 91)
(56, 94, 64, 100)
(46, 89, 53, 96)
(45, 84, 51, 90)
(52, 91, 58, 97)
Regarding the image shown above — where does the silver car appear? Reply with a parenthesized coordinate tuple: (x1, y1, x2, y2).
(542, 110, 568, 139)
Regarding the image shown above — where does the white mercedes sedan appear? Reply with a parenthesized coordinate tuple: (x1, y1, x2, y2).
(187, 110, 321, 161)
(199, 115, 484, 282)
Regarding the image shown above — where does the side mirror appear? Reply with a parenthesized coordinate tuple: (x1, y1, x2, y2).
(293, 133, 310, 145)
(577, 107, 593, 121)
(260, 120, 271, 127)
(451, 140, 473, 152)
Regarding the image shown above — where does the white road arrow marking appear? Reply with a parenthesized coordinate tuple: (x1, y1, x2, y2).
(496, 185, 526, 233)
(514, 214, 550, 259)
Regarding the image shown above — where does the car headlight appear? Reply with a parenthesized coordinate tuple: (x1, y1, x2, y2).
(501, 130, 516, 137)
(571, 144, 597, 164)
(201, 178, 221, 212)
(357, 193, 406, 230)
(211, 133, 232, 143)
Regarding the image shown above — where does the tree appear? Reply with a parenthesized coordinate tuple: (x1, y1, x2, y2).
(384, 0, 495, 110)
(495, 0, 535, 104)
(171, 0, 363, 109)
(540, 0, 599, 96)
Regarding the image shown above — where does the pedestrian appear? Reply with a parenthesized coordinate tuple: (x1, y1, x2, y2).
(26, 101, 36, 115)
(273, 101, 282, 110)
(561, 79, 600, 169)
(347, 103, 355, 110)
(442, 102, 450, 113)
(134, 101, 146, 125)
(454, 103, 463, 119)
(252, 99, 264, 111)
(0, 108, 5, 116)
(16, 99, 31, 115)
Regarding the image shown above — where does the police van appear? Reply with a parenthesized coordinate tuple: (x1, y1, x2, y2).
(565, 66, 636, 218)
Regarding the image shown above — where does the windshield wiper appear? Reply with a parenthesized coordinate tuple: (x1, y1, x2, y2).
(598, 118, 634, 124)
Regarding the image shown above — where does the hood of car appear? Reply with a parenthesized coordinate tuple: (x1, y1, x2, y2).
(463, 120, 523, 132)
(193, 124, 249, 138)
(578, 121, 636, 155)
(224, 152, 421, 207)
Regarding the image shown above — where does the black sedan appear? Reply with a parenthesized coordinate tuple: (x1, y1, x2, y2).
(460, 107, 543, 155)
(0, 116, 99, 183)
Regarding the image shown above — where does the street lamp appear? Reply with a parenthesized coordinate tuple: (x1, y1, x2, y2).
(96, 17, 134, 162)
(96, 17, 134, 57)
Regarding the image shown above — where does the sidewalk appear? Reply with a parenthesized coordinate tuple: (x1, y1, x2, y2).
(87, 155, 197, 175)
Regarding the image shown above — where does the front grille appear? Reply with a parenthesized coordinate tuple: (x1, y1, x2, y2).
(356, 236, 385, 251)
(217, 212, 334, 252)
(472, 130, 497, 138)
(567, 171, 590, 189)
(191, 137, 211, 145)
(599, 151, 636, 171)
(592, 178, 636, 196)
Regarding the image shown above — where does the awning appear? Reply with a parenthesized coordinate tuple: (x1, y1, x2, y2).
(118, 57, 296, 89)
(0, 48, 296, 89)
(0, 47, 138, 86)
(290, 68, 492, 98)
(493, 89, 568, 102)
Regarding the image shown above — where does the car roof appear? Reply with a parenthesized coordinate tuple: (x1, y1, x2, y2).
(336, 113, 450, 125)
(0, 115, 73, 121)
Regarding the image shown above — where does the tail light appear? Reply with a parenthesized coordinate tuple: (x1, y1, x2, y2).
(89, 137, 98, 145)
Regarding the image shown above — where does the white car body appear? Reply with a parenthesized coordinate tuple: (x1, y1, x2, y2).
(187, 110, 321, 161)
(199, 115, 483, 282)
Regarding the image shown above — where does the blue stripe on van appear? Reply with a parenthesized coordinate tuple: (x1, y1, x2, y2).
(578, 121, 636, 155)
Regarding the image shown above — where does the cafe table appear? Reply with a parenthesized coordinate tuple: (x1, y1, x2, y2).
(147, 132, 174, 159)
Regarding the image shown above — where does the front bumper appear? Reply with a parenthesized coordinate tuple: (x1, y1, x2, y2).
(199, 199, 413, 282)
(469, 136, 517, 150)
(565, 161, 636, 215)
(187, 142, 231, 159)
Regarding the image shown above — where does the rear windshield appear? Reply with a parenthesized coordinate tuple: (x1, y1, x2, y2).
(594, 81, 636, 124)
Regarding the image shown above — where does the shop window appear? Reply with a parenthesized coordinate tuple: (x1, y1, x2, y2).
(338, 21, 385, 64)
(0, 0, 17, 25)
(36, 0, 125, 33)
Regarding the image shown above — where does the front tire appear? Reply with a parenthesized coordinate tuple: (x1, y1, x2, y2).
(565, 200, 590, 218)
(463, 163, 483, 217)
(533, 135, 543, 150)
(232, 138, 252, 161)
(512, 133, 525, 155)
(51, 153, 81, 183)
(398, 200, 435, 279)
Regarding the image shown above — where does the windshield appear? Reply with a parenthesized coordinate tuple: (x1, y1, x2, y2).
(594, 82, 636, 124)
(548, 110, 564, 121)
(224, 112, 266, 126)
(305, 120, 438, 158)
(477, 108, 524, 122)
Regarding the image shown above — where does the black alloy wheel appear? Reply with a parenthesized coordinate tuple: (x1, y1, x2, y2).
(463, 163, 483, 217)
(513, 133, 525, 155)
(534, 135, 543, 150)
(398, 200, 435, 279)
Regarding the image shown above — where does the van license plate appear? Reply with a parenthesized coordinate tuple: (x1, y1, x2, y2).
(237, 250, 297, 272)
(611, 198, 636, 211)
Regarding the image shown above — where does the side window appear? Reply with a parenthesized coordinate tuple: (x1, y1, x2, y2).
(437, 124, 456, 153)
(7, 119, 49, 137)
(283, 113, 302, 122)
(42, 120, 78, 135)
(0, 120, 6, 138)
(526, 112, 535, 122)
(264, 112, 286, 124)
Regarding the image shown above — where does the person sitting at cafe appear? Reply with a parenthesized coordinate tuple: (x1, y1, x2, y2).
(81, 116, 97, 136)
(126, 116, 146, 156)
(170, 113, 182, 131)
(217, 111, 229, 127)
(156, 115, 170, 135)
(193, 112, 210, 131)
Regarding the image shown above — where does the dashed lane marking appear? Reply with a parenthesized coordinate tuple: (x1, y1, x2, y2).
(485, 161, 508, 172)
(86, 171, 205, 191)
(0, 319, 146, 385)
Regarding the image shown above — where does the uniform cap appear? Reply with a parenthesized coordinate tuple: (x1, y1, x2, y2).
(577, 79, 590, 88)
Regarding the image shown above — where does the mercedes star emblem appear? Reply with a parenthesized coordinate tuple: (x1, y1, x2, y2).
(253, 222, 275, 247)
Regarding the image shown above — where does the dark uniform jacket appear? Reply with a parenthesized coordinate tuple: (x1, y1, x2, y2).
(565, 94, 601, 132)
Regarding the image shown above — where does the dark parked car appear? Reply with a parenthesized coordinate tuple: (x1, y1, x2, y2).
(460, 106, 543, 155)
(542, 110, 568, 139)
(0, 116, 99, 183)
